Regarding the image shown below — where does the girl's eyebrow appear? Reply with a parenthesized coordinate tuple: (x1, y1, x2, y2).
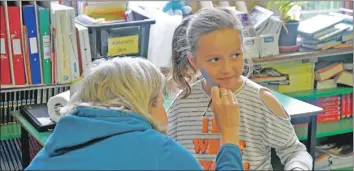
(203, 54, 221, 59)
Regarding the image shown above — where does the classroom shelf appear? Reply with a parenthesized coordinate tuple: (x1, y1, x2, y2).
(0, 123, 21, 141)
(294, 118, 353, 141)
(1, 84, 70, 93)
(331, 166, 353, 171)
(285, 87, 353, 101)
(253, 47, 353, 64)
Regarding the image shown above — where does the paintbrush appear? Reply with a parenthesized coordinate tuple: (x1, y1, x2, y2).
(201, 69, 219, 116)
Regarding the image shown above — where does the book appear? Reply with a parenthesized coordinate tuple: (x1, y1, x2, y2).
(37, 5, 52, 85)
(315, 23, 350, 41)
(315, 63, 344, 81)
(298, 15, 344, 40)
(302, 40, 341, 50)
(250, 68, 288, 83)
(335, 71, 353, 86)
(316, 79, 337, 90)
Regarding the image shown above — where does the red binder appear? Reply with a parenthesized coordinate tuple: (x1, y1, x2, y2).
(7, 5, 26, 85)
(0, 6, 12, 85)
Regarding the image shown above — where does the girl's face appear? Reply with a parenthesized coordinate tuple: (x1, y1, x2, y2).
(189, 28, 244, 91)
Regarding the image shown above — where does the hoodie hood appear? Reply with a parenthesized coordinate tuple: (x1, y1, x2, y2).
(45, 107, 152, 157)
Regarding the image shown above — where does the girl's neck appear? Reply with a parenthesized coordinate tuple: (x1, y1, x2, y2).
(202, 76, 244, 96)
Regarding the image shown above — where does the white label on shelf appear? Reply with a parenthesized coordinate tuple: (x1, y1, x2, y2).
(12, 39, 22, 55)
(30, 37, 38, 54)
(43, 35, 51, 59)
(0, 38, 5, 54)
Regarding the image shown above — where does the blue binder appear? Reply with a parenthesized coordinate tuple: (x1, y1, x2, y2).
(23, 5, 42, 84)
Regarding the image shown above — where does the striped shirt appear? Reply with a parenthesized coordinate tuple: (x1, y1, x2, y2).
(167, 76, 312, 170)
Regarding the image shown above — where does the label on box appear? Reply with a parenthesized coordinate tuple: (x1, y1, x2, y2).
(108, 35, 139, 56)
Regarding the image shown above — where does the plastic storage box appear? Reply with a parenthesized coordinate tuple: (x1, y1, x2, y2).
(76, 10, 155, 59)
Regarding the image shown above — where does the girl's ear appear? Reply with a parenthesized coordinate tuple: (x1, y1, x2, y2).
(187, 52, 197, 68)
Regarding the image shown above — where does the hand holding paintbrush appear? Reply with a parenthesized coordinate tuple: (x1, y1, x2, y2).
(210, 86, 240, 145)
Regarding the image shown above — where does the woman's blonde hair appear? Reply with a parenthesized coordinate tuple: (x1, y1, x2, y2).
(60, 57, 165, 132)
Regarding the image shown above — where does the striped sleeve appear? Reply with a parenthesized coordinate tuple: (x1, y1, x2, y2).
(262, 108, 313, 170)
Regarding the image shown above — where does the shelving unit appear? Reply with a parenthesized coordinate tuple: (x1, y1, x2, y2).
(259, 48, 353, 171)
(295, 118, 353, 140)
(285, 87, 353, 101)
(253, 47, 353, 64)
(1, 83, 70, 93)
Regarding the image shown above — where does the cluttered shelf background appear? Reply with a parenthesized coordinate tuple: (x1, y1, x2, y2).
(0, 1, 353, 171)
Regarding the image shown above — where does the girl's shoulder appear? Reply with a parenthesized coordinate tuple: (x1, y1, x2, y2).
(242, 77, 289, 119)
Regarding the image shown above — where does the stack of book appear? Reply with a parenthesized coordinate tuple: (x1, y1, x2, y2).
(257, 61, 315, 93)
(315, 134, 353, 170)
(304, 93, 353, 123)
(0, 1, 92, 87)
(250, 68, 289, 86)
(315, 63, 353, 89)
(299, 11, 353, 51)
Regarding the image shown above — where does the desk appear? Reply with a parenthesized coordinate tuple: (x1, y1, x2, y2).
(12, 92, 323, 169)
(272, 91, 323, 169)
(11, 111, 51, 168)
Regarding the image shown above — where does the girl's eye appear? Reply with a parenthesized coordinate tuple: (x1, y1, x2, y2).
(208, 58, 219, 63)
(231, 53, 241, 58)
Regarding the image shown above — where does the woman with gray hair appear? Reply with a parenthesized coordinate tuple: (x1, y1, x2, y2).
(25, 57, 244, 170)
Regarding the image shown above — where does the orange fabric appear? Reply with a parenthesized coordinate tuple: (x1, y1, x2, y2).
(202, 117, 209, 133)
(199, 160, 213, 171)
(243, 162, 250, 170)
(209, 161, 216, 171)
(211, 118, 219, 133)
(193, 139, 208, 153)
(207, 139, 220, 154)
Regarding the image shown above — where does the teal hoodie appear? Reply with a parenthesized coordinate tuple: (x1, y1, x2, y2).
(25, 107, 243, 170)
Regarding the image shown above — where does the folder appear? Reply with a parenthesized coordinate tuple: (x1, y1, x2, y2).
(23, 26, 32, 84)
(7, 4, 26, 85)
(23, 5, 42, 84)
(65, 6, 80, 82)
(75, 24, 92, 77)
(0, 5, 12, 85)
(75, 27, 83, 75)
(51, 4, 71, 84)
(37, 5, 52, 85)
(33, 1, 44, 85)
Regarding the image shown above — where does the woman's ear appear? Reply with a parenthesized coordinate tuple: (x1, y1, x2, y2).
(187, 52, 197, 68)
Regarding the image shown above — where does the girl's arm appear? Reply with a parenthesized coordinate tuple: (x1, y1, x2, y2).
(260, 90, 313, 171)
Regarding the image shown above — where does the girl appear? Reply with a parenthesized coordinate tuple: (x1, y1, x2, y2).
(25, 57, 244, 170)
(167, 8, 312, 170)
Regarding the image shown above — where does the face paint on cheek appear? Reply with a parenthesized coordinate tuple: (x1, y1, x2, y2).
(201, 68, 220, 87)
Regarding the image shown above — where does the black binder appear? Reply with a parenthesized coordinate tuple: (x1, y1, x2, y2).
(19, 104, 56, 132)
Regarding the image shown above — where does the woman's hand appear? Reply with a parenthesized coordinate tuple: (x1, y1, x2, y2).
(211, 86, 240, 146)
